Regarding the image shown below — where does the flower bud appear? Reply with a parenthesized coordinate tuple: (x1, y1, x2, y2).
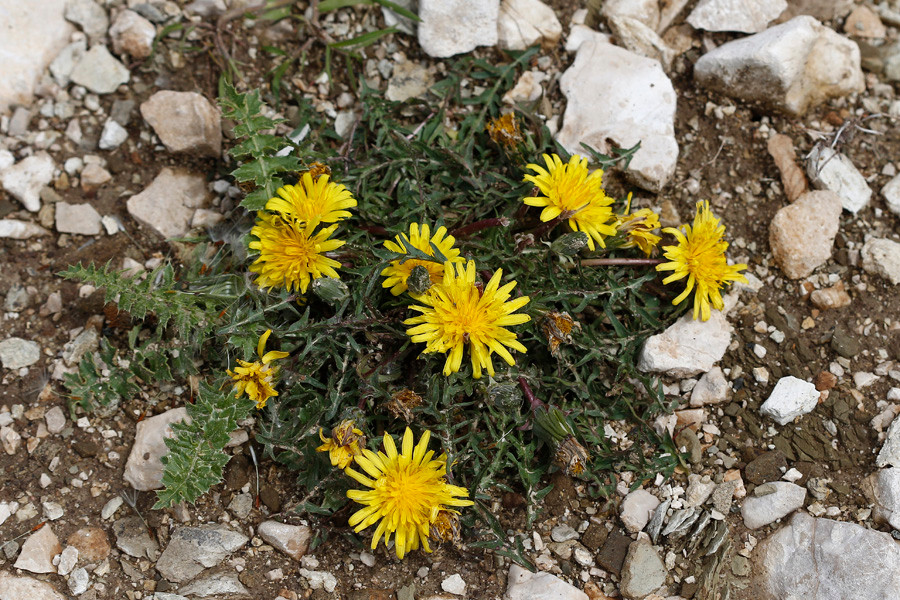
(487, 381, 521, 409)
(311, 277, 349, 304)
(406, 265, 433, 296)
(550, 232, 589, 256)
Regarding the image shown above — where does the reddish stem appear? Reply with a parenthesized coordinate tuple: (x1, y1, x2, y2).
(450, 217, 511, 238)
(518, 376, 544, 411)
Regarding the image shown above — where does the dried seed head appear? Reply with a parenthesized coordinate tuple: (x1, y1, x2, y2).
(311, 277, 349, 304)
(430, 508, 462, 543)
(406, 264, 433, 296)
(486, 113, 523, 149)
(487, 381, 521, 409)
(542, 311, 579, 356)
(306, 161, 331, 180)
(555, 435, 589, 477)
(387, 389, 424, 422)
(550, 232, 589, 256)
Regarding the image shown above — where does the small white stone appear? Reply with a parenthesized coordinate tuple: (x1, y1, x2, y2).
(854, 372, 879, 388)
(760, 376, 819, 425)
(359, 551, 375, 567)
(101, 495, 123, 519)
(754, 344, 767, 358)
(442, 573, 467, 596)
(782, 468, 803, 482)
(99, 119, 128, 150)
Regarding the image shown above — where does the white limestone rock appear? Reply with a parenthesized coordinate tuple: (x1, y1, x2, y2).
(0, 337, 41, 369)
(607, 15, 676, 71)
(872, 467, 900, 530)
(620, 538, 667, 600)
(258, 521, 312, 561)
(497, 0, 562, 51)
(688, 0, 788, 33)
(155, 525, 249, 583)
(123, 407, 188, 491)
(126, 168, 210, 239)
(0, 573, 66, 600)
(690, 366, 731, 406)
(861, 237, 900, 285)
(601, 0, 660, 30)
(638, 311, 732, 378)
(881, 172, 900, 217)
(99, 118, 128, 150)
(55, 202, 102, 235)
(0, 153, 55, 212)
(14, 524, 61, 574)
(65, 0, 108, 42)
(694, 16, 864, 116)
(49, 39, 87, 87)
(620, 489, 660, 533)
(755, 512, 900, 599)
(807, 146, 872, 213)
(140, 90, 222, 157)
(0, 219, 50, 239)
(505, 564, 588, 600)
(0, 0, 73, 114)
(418, 0, 500, 58)
(70, 45, 130, 94)
(769, 190, 842, 279)
(109, 9, 156, 59)
(741, 481, 806, 529)
(877, 413, 900, 468)
(557, 38, 677, 192)
(760, 376, 819, 425)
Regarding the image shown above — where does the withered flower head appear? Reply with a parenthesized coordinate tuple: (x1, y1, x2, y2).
(316, 420, 366, 469)
(306, 161, 331, 181)
(387, 389, 424, 422)
(429, 508, 462, 544)
(542, 311, 579, 357)
(486, 113, 523, 149)
(555, 435, 589, 477)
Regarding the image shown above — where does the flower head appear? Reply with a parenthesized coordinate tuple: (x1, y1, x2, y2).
(265, 172, 356, 224)
(486, 113, 523, 149)
(227, 329, 290, 409)
(615, 205, 662, 257)
(381, 223, 464, 297)
(305, 161, 331, 181)
(248, 213, 345, 294)
(657, 200, 748, 321)
(405, 260, 531, 379)
(345, 428, 474, 559)
(317, 420, 366, 469)
(523, 154, 617, 251)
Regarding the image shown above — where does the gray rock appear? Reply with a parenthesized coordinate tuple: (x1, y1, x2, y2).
(4, 284, 31, 312)
(156, 525, 248, 583)
(0, 219, 50, 239)
(67, 567, 89, 596)
(741, 481, 806, 529)
(0, 153, 55, 212)
(755, 512, 900, 599)
(113, 516, 160, 560)
(638, 310, 732, 377)
(177, 571, 250, 598)
(0, 573, 66, 600)
(14, 524, 61, 574)
(760, 376, 820, 425)
(418, 0, 499, 58)
(124, 407, 187, 490)
(769, 190, 842, 280)
(688, 0, 787, 33)
(550, 524, 579, 542)
(126, 168, 210, 239)
(0, 0, 73, 114)
(620, 490, 660, 533)
(807, 146, 872, 213)
(62, 327, 100, 366)
(607, 15, 676, 71)
(64, 0, 107, 42)
(55, 202, 102, 235)
(257, 520, 312, 561)
(712, 482, 736, 514)
(685, 474, 716, 508)
(99, 118, 128, 150)
(297, 569, 338, 593)
(690, 366, 731, 406)
(42, 501, 63, 521)
(881, 172, 900, 217)
(385, 61, 434, 102)
(109, 10, 156, 59)
(557, 37, 677, 192)
(70, 45, 130, 94)
(504, 564, 588, 600)
(44, 406, 66, 434)
(877, 415, 900, 468)
(872, 467, 900, 529)
(694, 16, 864, 116)
(49, 39, 87, 86)
(619, 538, 666, 599)
(57, 545, 78, 576)
(140, 91, 222, 157)
(0, 337, 41, 369)
(601, 0, 660, 29)
(8, 106, 32, 137)
(227, 493, 253, 520)
(862, 238, 900, 285)
(497, 0, 562, 51)
(780, 0, 853, 21)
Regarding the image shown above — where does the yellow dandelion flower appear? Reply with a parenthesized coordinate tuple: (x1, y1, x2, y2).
(265, 172, 356, 224)
(405, 260, 531, 379)
(345, 427, 474, 559)
(615, 201, 662, 257)
(305, 161, 331, 180)
(317, 420, 366, 469)
(380, 223, 464, 296)
(523, 153, 617, 251)
(486, 113, 523, 149)
(657, 200, 748, 321)
(226, 329, 290, 409)
(248, 213, 345, 294)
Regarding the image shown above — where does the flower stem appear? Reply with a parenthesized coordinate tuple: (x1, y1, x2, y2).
(580, 258, 663, 267)
(450, 217, 511, 238)
(518, 376, 544, 411)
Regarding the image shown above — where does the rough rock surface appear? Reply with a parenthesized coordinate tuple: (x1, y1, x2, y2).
(882, 172, 900, 217)
(0, 219, 50, 239)
(0, 572, 66, 600)
(754, 512, 900, 599)
(64, 0, 108, 42)
(619, 538, 666, 599)
(741, 482, 807, 529)
(55, 202, 102, 235)
(760, 376, 820, 425)
(0, 337, 41, 369)
(861, 238, 900, 285)
(620, 489, 660, 533)
(109, 10, 156, 59)
(694, 16, 864, 116)
(123, 407, 188, 490)
(638, 311, 732, 377)
(113, 516, 160, 560)
(606, 15, 675, 70)
(177, 571, 251, 597)
(258, 521, 312, 561)
(140, 91, 222, 156)
(418, 0, 499, 58)
(70, 45, 130, 95)
(0, 0, 73, 113)
(807, 146, 872, 213)
(497, 0, 562, 51)
(155, 525, 249, 583)
(688, 0, 788, 33)
(877, 415, 900, 468)
(14, 524, 61, 574)
(0, 153, 55, 212)
(872, 467, 900, 530)
(601, 0, 660, 29)
(126, 168, 210, 239)
(769, 190, 841, 279)
(690, 366, 731, 406)
(557, 36, 677, 192)
(504, 564, 588, 600)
